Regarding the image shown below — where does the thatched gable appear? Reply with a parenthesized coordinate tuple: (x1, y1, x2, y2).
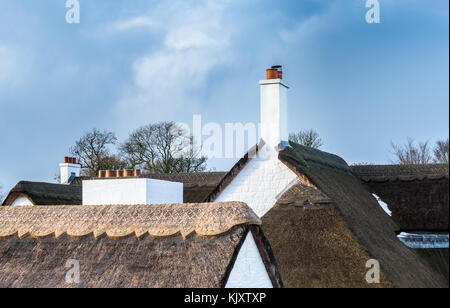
(2, 181, 82, 206)
(206, 141, 448, 287)
(352, 164, 449, 231)
(0, 202, 280, 288)
(276, 142, 448, 288)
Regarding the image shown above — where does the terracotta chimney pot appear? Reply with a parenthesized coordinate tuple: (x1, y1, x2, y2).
(124, 169, 134, 177)
(266, 68, 278, 80)
(98, 170, 106, 178)
(105, 170, 116, 178)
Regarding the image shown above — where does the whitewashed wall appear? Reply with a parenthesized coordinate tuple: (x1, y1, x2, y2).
(82, 178, 183, 205)
(215, 145, 297, 217)
(225, 232, 273, 288)
(11, 195, 34, 206)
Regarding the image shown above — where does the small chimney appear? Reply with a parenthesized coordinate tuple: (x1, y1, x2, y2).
(260, 65, 289, 150)
(59, 157, 81, 184)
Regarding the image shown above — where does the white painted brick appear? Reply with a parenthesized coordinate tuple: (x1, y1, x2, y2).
(216, 145, 297, 217)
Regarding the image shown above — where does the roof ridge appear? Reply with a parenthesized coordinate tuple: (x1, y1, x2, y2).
(0, 202, 261, 239)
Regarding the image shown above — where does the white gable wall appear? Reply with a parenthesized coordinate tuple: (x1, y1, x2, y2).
(11, 195, 34, 207)
(215, 145, 297, 217)
(225, 232, 273, 288)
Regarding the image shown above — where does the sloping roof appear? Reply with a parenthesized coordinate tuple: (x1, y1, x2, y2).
(262, 183, 393, 288)
(414, 249, 449, 286)
(351, 164, 449, 183)
(0, 202, 271, 288)
(2, 181, 82, 206)
(275, 142, 448, 288)
(71, 172, 227, 203)
(352, 165, 449, 231)
(206, 141, 448, 287)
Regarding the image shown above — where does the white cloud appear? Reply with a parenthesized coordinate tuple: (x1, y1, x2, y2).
(112, 0, 234, 126)
(111, 16, 155, 32)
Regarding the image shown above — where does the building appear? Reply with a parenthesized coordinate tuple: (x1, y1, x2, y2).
(1, 66, 448, 288)
(0, 202, 282, 288)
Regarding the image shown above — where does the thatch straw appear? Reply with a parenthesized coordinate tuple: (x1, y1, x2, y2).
(352, 165, 449, 231)
(276, 141, 448, 288)
(0, 226, 249, 288)
(0, 202, 261, 239)
(0, 202, 267, 288)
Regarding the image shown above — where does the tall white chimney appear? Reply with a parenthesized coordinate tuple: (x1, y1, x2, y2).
(60, 157, 81, 184)
(260, 66, 289, 150)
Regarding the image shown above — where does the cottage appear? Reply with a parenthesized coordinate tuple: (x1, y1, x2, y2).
(204, 67, 448, 288)
(2, 171, 226, 206)
(0, 202, 281, 288)
(1, 66, 448, 288)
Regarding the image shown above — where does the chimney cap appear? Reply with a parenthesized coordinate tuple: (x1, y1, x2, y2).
(271, 65, 282, 70)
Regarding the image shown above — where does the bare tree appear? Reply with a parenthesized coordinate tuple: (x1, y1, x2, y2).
(70, 128, 124, 176)
(120, 122, 207, 173)
(390, 138, 433, 165)
(289, 129, 323, 149)
(433, 138, 449, 164)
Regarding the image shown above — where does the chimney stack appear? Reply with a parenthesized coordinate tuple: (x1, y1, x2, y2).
(60, 157, 81, 184)
(259, 65, 289, 150)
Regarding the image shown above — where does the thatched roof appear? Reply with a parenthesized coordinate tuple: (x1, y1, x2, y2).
(352, 165, 449, 231)
(206, 141, 448, 287)
(3, 172, 226, 207)
(71, 172, 227, 203)
(2, 181, 82, 206)
(262, 183, 392, 288)
(274, 142, 448, 288)
(351, 164, 449, 183)
(414, 249, 449, 286)
(0, 202, 279, 288)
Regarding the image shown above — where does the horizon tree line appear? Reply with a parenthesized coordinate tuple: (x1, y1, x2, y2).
(68, 123, 449, 177)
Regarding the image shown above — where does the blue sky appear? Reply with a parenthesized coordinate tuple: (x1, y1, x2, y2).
(0, 0, 448, 193)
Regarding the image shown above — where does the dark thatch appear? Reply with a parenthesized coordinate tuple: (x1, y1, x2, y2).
(262, 184, 392, 288)
(413, 249, 449, 286)
(2, 181, 82, 206)
(71, 172, 227, 203)
(0, 202, 281, 288)
(275, 142, 448, 288)
(0, 228, 246, 288)
(352, 165, 449, 231)
(351, 164, 449, 183)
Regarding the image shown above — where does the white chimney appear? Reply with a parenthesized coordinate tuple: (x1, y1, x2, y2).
(259, 66, 289, 150)
(60, 157, 81, 184)
(82, 178, 183, 206)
